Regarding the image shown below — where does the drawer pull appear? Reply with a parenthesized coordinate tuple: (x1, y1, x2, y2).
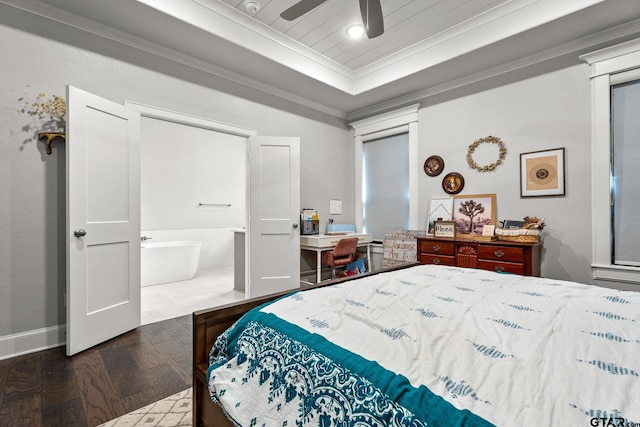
(433, 245, 441, 252)
(433, 258, 441, 265)
(494, 250, 505, 258)
(494, 265, 505, 272)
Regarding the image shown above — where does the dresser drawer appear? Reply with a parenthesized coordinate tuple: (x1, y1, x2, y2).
(419, 240, 455, 256)
(477, 245, 524, 263)
(478, 260, 525, 275)
(420, 254, 456, 266)
(416, 237, 541, 276)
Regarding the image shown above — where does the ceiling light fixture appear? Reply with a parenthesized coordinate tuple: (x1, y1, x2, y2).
(346, 24, 365, 38)
(244, 0, 260, 15)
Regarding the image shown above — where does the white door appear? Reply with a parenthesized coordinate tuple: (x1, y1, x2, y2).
(66, 86, 141, 356)
(247, 136, 300, 298)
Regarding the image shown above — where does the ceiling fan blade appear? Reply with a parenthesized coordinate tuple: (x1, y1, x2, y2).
(280, 0, 328, 21)
(359, 0, 384, 38)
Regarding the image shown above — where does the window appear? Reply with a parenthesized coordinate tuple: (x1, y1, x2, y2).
(581, 39, 640, 283)
(362, 133, 409, 241)
(611, 76, 640, 266)
(349, 105, 420, 241)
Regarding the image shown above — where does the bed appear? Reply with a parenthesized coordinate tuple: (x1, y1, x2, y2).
(193, 264, 640, 426)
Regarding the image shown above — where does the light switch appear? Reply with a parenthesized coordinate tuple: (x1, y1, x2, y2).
(329, 199, 342, 215)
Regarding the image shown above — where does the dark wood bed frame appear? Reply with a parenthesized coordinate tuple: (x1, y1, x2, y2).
(192, 264, 417, 427)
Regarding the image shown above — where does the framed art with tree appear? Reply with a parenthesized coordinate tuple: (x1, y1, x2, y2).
(452, 194, 497, 239)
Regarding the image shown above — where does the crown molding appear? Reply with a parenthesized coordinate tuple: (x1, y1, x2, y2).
(4, 0, 640, 122)
(348, 17, 640, 121)
(0, 0, 350, 119)
(139, 0, 356, 92)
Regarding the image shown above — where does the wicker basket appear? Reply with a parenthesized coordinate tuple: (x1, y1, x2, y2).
(495, 227, 541, 243)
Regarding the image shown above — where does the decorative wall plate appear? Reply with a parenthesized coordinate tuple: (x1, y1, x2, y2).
(424, 155, 444, 177)
(442, 172, 465, 194)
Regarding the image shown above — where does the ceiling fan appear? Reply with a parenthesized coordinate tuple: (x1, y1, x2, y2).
(280, 0, 384, 39)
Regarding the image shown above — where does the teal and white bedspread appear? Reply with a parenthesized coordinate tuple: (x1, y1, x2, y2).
(207, 265, 640, 426)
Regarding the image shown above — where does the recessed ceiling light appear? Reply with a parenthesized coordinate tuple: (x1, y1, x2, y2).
(346, 24, 365, 38)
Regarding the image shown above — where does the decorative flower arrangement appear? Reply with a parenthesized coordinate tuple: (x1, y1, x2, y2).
(18, 92, 66, 132)
(522, 216, 545, 230)
(18, 91, 66, 154)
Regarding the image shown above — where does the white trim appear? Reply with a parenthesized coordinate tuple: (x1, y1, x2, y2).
(350, 105, 420, 137)
(350, 105, 420, 233)
(0, 325, 65, 361)
(350, 18, 640, 121)
(582, 38, 640, 285)
(124, 101, 258, 137)
(5, 0, 640, 120)
(360, 125, 409, 143)
(592, 264, 640, 284)
(580, 37, 640, 77)
(610, 68, 640, 85)
(1, 0, 348, 119)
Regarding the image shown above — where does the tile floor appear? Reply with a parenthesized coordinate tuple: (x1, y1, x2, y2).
(141, 265, 246, 325)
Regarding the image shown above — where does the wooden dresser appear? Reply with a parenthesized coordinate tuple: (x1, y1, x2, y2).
(416, 237, 542, 276)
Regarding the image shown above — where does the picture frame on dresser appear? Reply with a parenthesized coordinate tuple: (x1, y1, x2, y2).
(427, 197, 453, 234)
(452, 193, 496, 239)
(434, 220, 456, 238)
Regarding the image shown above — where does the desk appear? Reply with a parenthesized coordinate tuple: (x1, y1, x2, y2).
(300, 233, 373, 283)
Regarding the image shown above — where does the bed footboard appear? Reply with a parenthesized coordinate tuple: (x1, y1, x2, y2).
(192, 263, 418, 427)
(193, 296, 278, 427)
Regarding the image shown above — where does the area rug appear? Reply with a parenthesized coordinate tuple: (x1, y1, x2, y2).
(99, 388, 192, 426)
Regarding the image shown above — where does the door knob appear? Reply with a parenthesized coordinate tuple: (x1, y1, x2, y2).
(74, 229, 87, 238)
(292, 223, 298, 229)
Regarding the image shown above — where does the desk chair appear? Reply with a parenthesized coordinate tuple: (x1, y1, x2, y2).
(324, 237, 359, 279)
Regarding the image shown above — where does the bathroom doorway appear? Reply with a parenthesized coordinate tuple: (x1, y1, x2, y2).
(129, 103, 251, 324)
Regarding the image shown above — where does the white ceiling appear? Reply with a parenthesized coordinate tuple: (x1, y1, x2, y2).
(217, 0, 511, 71)
(7, 0, 640, 119)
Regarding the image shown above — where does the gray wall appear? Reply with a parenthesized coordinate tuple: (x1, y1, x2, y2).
(417, 63, 595, 285)
(1, 4, 635, 354)
(0, 5, 353, 342)
(139, 118, 246, 270)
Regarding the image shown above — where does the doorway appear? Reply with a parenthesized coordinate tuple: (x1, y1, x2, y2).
(126, 102, 254, 324)
(67, 89, 300, 353)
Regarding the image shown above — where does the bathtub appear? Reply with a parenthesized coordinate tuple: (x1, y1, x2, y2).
(141, 241, 202, 287)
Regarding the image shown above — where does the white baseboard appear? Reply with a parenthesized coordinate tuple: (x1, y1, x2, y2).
(0, 324, 65, 360)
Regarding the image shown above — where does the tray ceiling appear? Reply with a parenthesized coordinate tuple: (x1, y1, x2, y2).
(217, 0, 511, 71)
(8, 0, 640, 119)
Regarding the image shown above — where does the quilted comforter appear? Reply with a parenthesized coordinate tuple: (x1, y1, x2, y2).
(207, 265, 640, 426)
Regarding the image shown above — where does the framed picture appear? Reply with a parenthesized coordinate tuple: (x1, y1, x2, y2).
(452, 193, 497, 239)
(424, 155, 445, 177)
(482, 224, 496, 237)
(427, 197, 453, 234)
(434, 221, 456, 238)
(442, 172, 465, 194)
(520, 148, 565, 197)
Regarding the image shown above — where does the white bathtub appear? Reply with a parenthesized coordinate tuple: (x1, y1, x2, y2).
(141, 241, 202, 287)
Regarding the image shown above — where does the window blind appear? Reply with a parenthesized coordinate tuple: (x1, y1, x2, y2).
(362, 132, 409, 241)
(611, 79, 640, 266)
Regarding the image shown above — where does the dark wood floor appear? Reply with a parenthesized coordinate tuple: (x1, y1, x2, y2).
(0, 315, 192, 427)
